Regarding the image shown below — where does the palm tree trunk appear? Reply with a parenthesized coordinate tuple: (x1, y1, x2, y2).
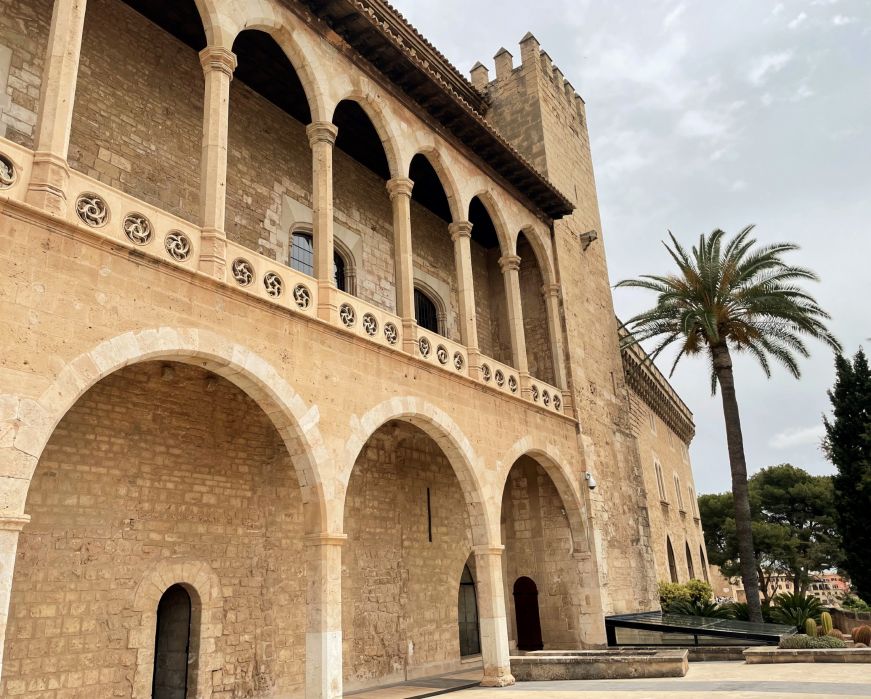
(712, 343, 763, 623)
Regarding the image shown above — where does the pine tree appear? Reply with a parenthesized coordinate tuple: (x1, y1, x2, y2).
(824, 349, 871, 602)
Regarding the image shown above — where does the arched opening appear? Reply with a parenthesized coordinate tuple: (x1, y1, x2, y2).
(469, 196, 511, 365)
(408, 154, 459, 340)
(667, 537, 679, 583)
(69, 0, 206, 221)
(153, 585, 192, 699)
(685, 541, 695, 580)
(458, 564, 481, 657)
(414, 286, 441, 334)
(516, 232, 556, 384)
(512, 577, 543, 651)
(700, 545, 710, 583)
(226, 29, 313, 261)
(342, 420, 476, 689)
(331, 100, 393, 309)
(4, 361, 309, 695)
(501, 455, 585, 650)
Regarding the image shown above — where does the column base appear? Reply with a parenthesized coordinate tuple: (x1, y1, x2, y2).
(317, 282, 338, 324)
(198, 228, 227, 280)
(25, 152, 70, 218)
(401, 318, 418, 356)
(480, 673, 516, 687)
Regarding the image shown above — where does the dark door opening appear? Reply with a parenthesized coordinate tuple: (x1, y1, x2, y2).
(513, 576, 543, 651)
(458, 565, 481, 656)
(153, 584, 192, 699)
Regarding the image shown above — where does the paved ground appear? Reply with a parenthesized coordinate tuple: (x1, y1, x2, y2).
(465, 662, 871, 699)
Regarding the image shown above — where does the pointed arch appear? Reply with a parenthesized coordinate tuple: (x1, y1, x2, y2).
(667, 536, 679, 583)
(408, 149, 462, 224)
(328, 92, 401, 178)
(341, 397, 494, 546)
(2, 328, 330, 532)
(514, 224, 555, 286)
(468, 190, 512, 257)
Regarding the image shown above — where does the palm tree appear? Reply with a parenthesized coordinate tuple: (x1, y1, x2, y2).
(616, 226, 840, 622)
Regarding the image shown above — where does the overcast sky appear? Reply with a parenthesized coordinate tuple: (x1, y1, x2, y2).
(390, 0, 871, 494)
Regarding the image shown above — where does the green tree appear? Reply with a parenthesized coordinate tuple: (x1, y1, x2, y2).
(618, 226, 841, 622)
(824, 349, 871, 601)
(699, 466, 842, 602)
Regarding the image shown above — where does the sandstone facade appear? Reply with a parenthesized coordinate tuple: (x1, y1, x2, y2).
(0, 1, 708, 697)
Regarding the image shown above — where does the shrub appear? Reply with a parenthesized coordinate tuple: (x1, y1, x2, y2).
(842, 595, 871, 612)
(853, 625, 871, 645)
(770, 593, 824, 630)
(779, 634, 847, 649)
(668, 598, 733, 618)
(805, 619, 818, 637)
(728, 601, 773, 623)
(808, 635, 847, 649)
(685, 579, 714, 604)
(658, 581, 691, 609)
(820, 611, 833, 635)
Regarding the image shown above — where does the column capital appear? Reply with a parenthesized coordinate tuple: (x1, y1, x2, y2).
(199, 46, 237, 77)
(303, 532, 348, 546)
(448, 220, 473, 242)
(498, 254, 521, 273)
(472, 544, 505, 556)
(386, 177, 414, 200)
(307, 121, 338, 147)
(541, 283, 561, 299)
(0, 514, 30, 532)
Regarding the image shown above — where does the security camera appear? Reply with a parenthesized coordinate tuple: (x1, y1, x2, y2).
(585, 472, 597, 490)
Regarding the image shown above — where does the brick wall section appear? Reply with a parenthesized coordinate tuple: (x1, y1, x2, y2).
(342, 423, 473, 687)
(0, 0, 51, 146)
(501, 458, 583, 649)
(3, 362, 307, 698)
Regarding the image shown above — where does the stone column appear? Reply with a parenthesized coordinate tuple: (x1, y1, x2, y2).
(499, 254, 529, 377)
(198, 46, 237, 280)
(473, 545, 515, 686)
(542, 283, 568, 391)
(305, 532, 346, 699)
(25, 0, 88, 216)
(387, 177, 417, 353)
(0, 515, 30, 685)
(307, 122, 339, 324)
(449, 221, 480, 353)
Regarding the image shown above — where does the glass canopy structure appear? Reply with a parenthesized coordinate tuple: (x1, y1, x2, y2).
(605, 611, 796, 647)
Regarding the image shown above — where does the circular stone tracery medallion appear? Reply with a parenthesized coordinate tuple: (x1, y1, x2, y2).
(231, 258, 254, 287)
(542, 390, 551, 407)
(508, 375, 518, 393)
(495, 369, 505, 387)
(384, 322, 399, 345)
(418, 336, 431, 358)
(123, 213, 153, 245)
(553, 394, 562, 411)
(436, 345, 449, 365)
(362, 313, 378, 336)
(531, 385, 540, 402)
(0, 153, 16, 189)
(75, 193, 109, 227)
(293, 284, 312, 309)
(340, 303, 356, 327)
(481, 364, 492, 382)
(164, 231, 192, 261)
(453, 352, 465, 371)
(264, 271, 283, 298)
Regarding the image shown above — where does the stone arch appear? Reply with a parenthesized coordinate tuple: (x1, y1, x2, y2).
(328, 91, 402, 178)
(131, 558, 224, 699)
(498, 438, 589, 554)
(468, 188, 513, 257)
(191, 0, 231, 48)
(408, 147, 463, 224)
(220, 2, 328, 122)
(514, 224, 555, 286)
(341, 397, 494, 546)
(1, 327, 330, 531)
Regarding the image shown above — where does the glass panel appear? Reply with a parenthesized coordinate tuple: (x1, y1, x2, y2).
(291, 232, 314, 276)
(334, 252, 346, 292)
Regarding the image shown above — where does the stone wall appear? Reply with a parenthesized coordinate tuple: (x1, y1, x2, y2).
(3, 362, 307, 698)
(342, 423, 473, 687)
(0, 0, 51, 147)
(501, 457, 583, 649)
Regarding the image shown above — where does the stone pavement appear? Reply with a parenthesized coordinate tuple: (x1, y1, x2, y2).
(459, 662, 871, 699)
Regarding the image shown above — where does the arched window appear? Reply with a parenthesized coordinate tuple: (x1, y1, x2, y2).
(674, 474, 685, 511)
(685, 541, 695, 580)
(290, 231, 314, 277)
(334, 251, 346, 292)
(414, 287, 439, 333)
(666, 537, 678, 583)
(654, 462, 667, 502)
(700, 545, 710, 582)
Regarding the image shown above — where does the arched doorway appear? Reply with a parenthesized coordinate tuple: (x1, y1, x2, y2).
(685, 541, 695, 580)
(457, 565, 480, 657)
(152, 585, 192, 699)
(513, 577, 543, 651)
(667, 537, 679, 583)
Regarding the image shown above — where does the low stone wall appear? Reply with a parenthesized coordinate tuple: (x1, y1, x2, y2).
(831, 608, 871, 634)
(510, 650, 688, 681)
(744, 647, 871, 664)
(687, 646, 748, 662)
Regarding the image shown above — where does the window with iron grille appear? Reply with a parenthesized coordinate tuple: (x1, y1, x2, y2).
(414, 288, 439, 333)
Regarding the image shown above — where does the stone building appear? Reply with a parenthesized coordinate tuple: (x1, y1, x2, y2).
(0, 0, 708, 696)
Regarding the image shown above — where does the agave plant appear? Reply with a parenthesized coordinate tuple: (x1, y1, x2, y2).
(770, 593, 824, 630)
(666, 598, 734, 619)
